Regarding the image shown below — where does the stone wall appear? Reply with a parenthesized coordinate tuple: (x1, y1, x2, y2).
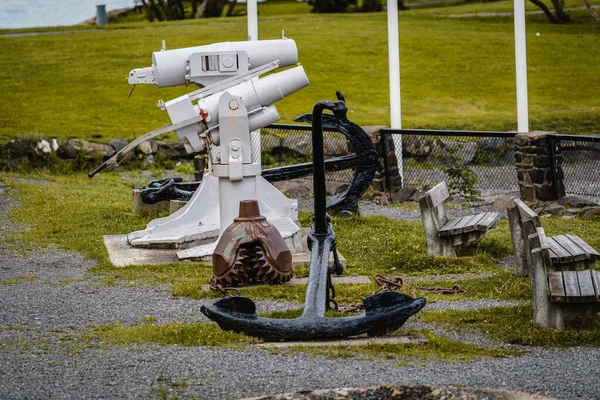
(361, 126, 402, 197)
(514, 131, 565, 202)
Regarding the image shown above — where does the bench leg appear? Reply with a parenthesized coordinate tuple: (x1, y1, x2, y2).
(420, 207, 456, 257)
(531, 251, 566, 330)
(507, 205, 529, 277)
(425, 236, 456, 257)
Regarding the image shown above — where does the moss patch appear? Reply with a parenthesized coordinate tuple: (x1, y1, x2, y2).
(266, 330, 523, 364)
(0, 275, 38, 285)
(87, 322, 259, 348)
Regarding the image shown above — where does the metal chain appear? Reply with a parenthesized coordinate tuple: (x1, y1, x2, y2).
(337, 274, 466, 314)
(209, 277, 241, 297)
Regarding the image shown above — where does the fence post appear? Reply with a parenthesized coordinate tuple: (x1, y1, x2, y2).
(361, 126, 401, 199)
(380, 130, 392, 197)
(514, 131, 565, 202)
(548, 135, 566, 199)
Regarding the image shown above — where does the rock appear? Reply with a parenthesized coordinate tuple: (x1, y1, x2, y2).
(578, 207, 600, 218)
(326, 182, 348, 196)
(261, 133, 282, 153)
(557, 196, 599, 209)
(491, 191, 520, 213)
(138, 140, 158, 155)
(391, 186, 417, 203)
(431, 139, 478, 166)
(35, 139, 59, 155)
(109, 139, 129, 153)
(58, 139, 114, 159)
(402, 136, 433, 157)
(155, 141, 191, 159)
(282, 134, 312, 155)
(480, 136, 505, 150)
(4, 139, 30, 156)
(409, 189, 426, 202)
(324, 138, 350, 156)
(360, 125, 388, 136)
(542, 203, 566, 216)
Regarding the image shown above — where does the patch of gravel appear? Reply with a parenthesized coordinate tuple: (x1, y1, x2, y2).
(2, 181, 600, 400)
(425, 299, 525, 312)
(1, 345, 599, 399)
(0, 249, 96, 282)
(0, 279, 300, 329)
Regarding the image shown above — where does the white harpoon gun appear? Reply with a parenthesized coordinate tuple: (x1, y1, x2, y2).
(89, 39, 309, 178)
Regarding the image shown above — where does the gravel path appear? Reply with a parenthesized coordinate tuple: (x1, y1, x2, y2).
(2, 181, 600, 400)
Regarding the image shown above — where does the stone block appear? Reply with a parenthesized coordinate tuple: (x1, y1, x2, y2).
(534, 185, 555, 201)
(529, 169, 548, 185)
(132, 188, 170, 213)
(169, 200, 188, 214)
(371, 180, 385, 192)
(520, 186, 535, 202)
(514, 153, 522, 163)
(533, 155, 550, 168)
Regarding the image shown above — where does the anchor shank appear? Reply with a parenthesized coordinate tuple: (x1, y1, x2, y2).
(301, 231, 332, 318)
(311, 102, 329, 235)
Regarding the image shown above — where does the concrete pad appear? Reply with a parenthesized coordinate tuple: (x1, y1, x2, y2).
(199, 275, 371, 292)
(104, 228, 347, 268)
(104, 235, 181, 267)
(253, 334, 427, 348)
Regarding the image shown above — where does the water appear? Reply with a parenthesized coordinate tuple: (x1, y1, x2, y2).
(0, 0, 136, 29)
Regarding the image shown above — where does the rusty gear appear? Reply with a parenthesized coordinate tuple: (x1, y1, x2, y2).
(212, 200, 292, 287)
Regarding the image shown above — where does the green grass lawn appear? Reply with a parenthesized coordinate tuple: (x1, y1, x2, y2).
(3, 171, 600, 355)
(0, 0, 599, 144)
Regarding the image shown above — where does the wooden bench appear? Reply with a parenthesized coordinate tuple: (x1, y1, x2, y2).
(507, 198, 600, 276)
(418, 182, 501, 257)
(507, 198, 600, 330)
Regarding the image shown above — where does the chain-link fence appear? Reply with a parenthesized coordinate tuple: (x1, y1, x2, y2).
(381, 129, 600, 198)
(381, 130, 519, 194)
(551, 134, 600, 197)
(263, 124, 600, 198)
(261, 124, 353, 183)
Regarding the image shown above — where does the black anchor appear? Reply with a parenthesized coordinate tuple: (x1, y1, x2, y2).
(139, 91, 379, 215)
(200, 94, 426, 341)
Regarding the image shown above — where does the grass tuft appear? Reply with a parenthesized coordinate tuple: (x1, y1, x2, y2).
(421, 306, 600, 347)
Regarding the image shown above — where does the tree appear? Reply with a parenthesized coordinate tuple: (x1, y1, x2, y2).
(582, 0, 600, 24)
(308, 0, 357, 13)
(528, 0, 570, 23)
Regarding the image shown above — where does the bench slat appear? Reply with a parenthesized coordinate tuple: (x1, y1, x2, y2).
(565, 234, 600, 260)
(577, 270, 597, 303)
(553, 235, 588, 262)
(475, 212, 501, 232)
(547, 247, 560, 267)
(548, 271, 566, 303)
(592, 270, 600, 302)
(438, 217, 464, 237)
(562, 271, 582, 303)
(450, 215, 479, 235)
(462, 213, 487, 233)
(548, 236, 574, 264)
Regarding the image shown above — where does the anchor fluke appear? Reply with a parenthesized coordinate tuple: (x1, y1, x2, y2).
(209, 296, 257, 315)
